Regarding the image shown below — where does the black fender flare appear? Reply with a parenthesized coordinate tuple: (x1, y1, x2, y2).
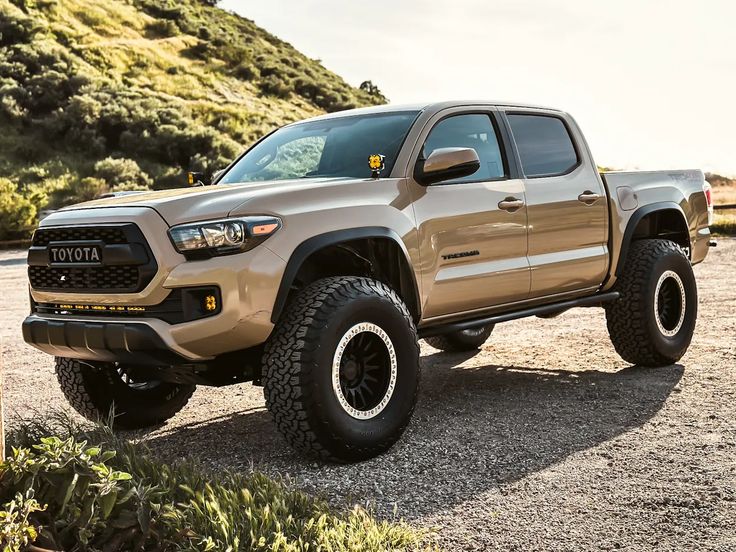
(270, 227, 420, 323)
(616, 201, 689, 278)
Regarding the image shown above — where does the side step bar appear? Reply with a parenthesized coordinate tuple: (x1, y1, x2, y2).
(418, 291, 620, 338)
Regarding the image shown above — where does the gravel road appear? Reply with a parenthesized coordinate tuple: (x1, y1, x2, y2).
(1, 241, 734, 551)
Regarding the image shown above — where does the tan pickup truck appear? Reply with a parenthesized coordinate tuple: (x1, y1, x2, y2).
(23, 101, 714, 462)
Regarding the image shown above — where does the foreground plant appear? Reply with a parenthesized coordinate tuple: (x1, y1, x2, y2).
(0, 418, 428, 551)
(1, 437, 144, 550)
(0, 490, 45, 552)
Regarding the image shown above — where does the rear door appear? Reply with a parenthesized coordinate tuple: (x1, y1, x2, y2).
(503, 110, 608, 298)
(408, 107, 530, 319)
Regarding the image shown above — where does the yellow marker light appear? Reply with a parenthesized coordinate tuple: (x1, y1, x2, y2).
(368, 154, 384, 170)
(368, 154, 385, 178)
(55, 304, 146, 313)
(204, 295, 217, 312)
(187, 172, 194, 185)
(252, 222, 279, 236)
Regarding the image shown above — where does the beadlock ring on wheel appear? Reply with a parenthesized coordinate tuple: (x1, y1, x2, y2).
(331, 322, 397, 420)
(654, 270, 686, 337)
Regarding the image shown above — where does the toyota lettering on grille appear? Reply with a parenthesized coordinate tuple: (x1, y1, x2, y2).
(48, 245, 102, 265)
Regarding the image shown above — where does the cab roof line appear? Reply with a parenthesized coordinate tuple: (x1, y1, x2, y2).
(295, 100, 563, 126)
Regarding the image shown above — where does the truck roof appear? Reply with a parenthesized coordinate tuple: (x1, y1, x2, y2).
(296, 100, 563, 124)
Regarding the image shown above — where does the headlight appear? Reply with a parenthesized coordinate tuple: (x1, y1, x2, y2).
(168, 216, 281, 258)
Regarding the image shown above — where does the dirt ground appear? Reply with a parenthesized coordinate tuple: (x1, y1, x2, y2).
(1, 241, 734, 551)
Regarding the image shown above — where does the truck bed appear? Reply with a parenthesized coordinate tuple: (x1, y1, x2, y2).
(600, 169, 711, 274)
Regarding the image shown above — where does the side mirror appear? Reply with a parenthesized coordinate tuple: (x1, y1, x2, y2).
(414, 147, 480, 185)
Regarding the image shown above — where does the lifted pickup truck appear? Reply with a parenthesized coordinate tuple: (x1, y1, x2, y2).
(23, 101, 713, 462)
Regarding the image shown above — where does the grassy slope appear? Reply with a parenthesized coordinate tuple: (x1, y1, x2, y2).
(0, 0, 384, 233)
(47, 0, 321, 127)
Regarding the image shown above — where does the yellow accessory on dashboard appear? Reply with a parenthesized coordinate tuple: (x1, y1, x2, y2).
(368, 154, 385, 178)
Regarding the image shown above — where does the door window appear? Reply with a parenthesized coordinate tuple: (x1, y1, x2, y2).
(507, 114, 579, 177)
(422, 114, 506, 183)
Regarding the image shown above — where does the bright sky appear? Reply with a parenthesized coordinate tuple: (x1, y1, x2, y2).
(222, 0, 736, 175)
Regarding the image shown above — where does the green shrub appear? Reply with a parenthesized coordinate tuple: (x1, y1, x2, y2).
(93, 157, 152, 189)
(66, 176, 108, 204)
(360, 80, 387, 103)
(153, 166, 188, 189)
(0, 178, 37, 240)
(75, 8, 106, 28)
(1, 437, 138, 550)
(197, 25, 211, 41)
(259, 74, 293, 98)
(259, 64, 280, 77)
(0, 8, 41, 47)
(0, 95, 27, 121)
(233, 62, 258, 81)
(1, 420, 429, 551)
(0, 490, 45, 552)
(183, 40, 209, 59)
(146, 18, 179, 38)
(136, 0, 185, 21)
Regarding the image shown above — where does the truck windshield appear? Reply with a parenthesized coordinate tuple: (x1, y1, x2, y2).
(220, 111, 419, 183)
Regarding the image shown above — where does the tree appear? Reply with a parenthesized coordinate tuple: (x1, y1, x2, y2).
(0, 178, 37, 240)
(93, 157, 152, 189)
(359, 80, 387, 103)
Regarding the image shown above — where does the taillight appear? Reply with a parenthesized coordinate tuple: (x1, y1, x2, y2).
(703, 181, 714, 226)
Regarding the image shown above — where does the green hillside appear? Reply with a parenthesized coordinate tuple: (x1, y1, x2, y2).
(0, 0, 386, 239)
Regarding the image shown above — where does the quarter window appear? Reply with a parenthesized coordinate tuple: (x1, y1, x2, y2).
(422, 114, 506, 183)
(507, 114, 579, 177)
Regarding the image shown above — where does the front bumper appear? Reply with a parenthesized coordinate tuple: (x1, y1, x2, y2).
(26, 207, 288, 362)
(22, 316, 189, 365)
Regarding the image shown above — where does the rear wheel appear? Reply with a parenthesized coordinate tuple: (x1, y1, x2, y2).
(424, 325, 494, 352)
(605, 239, 697, 366)
(55, 357, 195, 428)
(262, 276, 420, 462)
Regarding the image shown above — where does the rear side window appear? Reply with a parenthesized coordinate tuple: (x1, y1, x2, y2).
(507, 114, 579, 177)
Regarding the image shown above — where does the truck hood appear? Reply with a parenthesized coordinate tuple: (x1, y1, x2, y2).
(60, 178, 351, 226)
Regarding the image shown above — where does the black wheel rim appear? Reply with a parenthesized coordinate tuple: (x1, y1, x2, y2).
(339, 331, 391, 411)
(654, 270, 686, 337)
(332, 323, 397, 419)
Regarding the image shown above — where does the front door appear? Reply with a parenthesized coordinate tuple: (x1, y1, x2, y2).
(504, 111, 609, 298)
(409, 109, 530, 320)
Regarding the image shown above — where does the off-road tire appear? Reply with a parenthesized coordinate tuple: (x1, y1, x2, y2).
(605, 239, 697, 367)
(262, 276, 420, 462)
(424, 325, 494, 352)
(55, 357, 195, 429)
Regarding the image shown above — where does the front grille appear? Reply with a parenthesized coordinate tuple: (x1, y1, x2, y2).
(28, 224, 157, 293)
(29, 265, 140, 290)
(32, 227, 127, 246)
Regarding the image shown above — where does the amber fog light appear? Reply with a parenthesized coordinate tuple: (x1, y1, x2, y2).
(180, 287, 222, 320)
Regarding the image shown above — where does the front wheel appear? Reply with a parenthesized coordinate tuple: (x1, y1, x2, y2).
(605, 239, 697, 367)
(262, 276, 420, 462)
(55, 358, 195, 428)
